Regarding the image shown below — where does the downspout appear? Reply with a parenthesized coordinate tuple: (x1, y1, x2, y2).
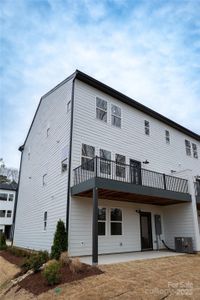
(11, 145, 24, 245)
(66, 76, 76, 243)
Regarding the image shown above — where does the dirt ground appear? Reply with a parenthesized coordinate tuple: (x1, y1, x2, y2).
(1, 254, 200, 300)
(0, 256, 20, 290)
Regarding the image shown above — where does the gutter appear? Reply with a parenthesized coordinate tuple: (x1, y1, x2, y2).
(66, 75, 76, 240)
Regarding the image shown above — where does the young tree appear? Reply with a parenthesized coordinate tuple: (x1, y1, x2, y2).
(51, 220, 68, 260)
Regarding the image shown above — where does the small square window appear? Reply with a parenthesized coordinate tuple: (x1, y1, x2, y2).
(61, 158, 68, 172)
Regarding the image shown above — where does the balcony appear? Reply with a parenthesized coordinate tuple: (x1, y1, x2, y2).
(194, 182, 200, 209)
(72, 157, 191, 205)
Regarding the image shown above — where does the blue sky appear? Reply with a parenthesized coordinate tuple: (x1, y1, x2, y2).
(0, 0, 200, 168)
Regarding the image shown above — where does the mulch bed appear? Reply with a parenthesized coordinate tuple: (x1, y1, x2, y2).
(18, 264, 104, 295)
(0, 250, 25, 267)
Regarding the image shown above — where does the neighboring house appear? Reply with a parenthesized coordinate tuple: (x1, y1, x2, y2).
(0, 182, 17, 239)
(13, 70, 200, 264)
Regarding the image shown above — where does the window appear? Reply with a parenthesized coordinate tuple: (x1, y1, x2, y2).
(0, 193, 7, 201)
(110, 208, 122, 235)
(185, 140, 191, 156)
(7, 210, 12, 218)
(67, 100, 71, 113)
(61, 146, 68, 173)
(9, 194, 14, 201)
(0, 210, 6, 217)
(115, 154, 126, 178)
(42, 174, 47, 186)
(192, 143, 198, 159)
(96, 97, 107, 122)
(100, 149, 111, 175)
(44, 211, 47, 230)
(81, 144, 95, 171)
(111, 104, 121, 128)
(165, 130, 170, 144)
(98, 208, 106, 235)
(144, 120, 150, 135)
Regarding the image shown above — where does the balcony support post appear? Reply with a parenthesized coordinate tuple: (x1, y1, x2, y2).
(92, 186, 98, 265)
(163, 174, 166, 190)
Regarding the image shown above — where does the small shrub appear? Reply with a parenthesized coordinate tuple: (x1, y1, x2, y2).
(0, 233, 7, 250)
(69, 258, 83, 274)
(59, 251, 71, 266)
(51, 220, 68, 260)
(21, 250, 49, 272)
(42, 260, 61, 286)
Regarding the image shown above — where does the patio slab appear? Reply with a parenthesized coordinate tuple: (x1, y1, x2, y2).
(80, 250, 184, 265)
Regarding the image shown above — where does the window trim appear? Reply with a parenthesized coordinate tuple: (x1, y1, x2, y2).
(165, 130, 170, 144)
(110, 208, 123, 236)
(81, 143, 95, 171)
(192, 143, 198, 159)
(0, 193, 8, 201)
(115, 154, 126, 178)
(98, 207, 107, 236)
(185, 139, 191, 156)
(96, 97, 108, 123)
(111, 104, 122, 128)
(44, 211, 47, 231)
(144, 120, 150, 136)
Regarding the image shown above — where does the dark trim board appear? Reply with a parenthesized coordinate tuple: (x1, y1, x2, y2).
(71, 177, 192, 205)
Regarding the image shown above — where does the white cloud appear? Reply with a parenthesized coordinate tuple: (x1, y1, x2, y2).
(0, 0, 200, 168)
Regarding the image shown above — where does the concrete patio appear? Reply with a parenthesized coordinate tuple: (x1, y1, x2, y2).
(80, 250, 184, 265)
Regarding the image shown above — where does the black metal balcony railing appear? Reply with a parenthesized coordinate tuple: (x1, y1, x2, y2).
(194, 182, 200, 196)
(73, 157, 189, 194)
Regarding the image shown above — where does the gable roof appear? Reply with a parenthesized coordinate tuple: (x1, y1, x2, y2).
(19, 69, 200, 151)
(75, 70, 200, 141)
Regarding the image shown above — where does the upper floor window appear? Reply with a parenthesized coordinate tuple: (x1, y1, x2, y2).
(81, 144, 95, 171)
(9, 194, 14, 201)
(0, 193, 7, 201)
(44, 211, 47, 230)
(96, 97, 107, 122)
(7, 210, 12, 218)
(110, 208, 122, 235)
(115, 154, 126, 178)
(144, 120, 150, 135)
(98, 207, 106, 235)
(111, 104, 121, 128)
(192, 143, 198, 159)
(100, 149, 111, 175)
(165, 130, 170, 144)
(185, 140, 191, 156)
(61, 146, 68, 173)
(0, 210, 6, 217)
